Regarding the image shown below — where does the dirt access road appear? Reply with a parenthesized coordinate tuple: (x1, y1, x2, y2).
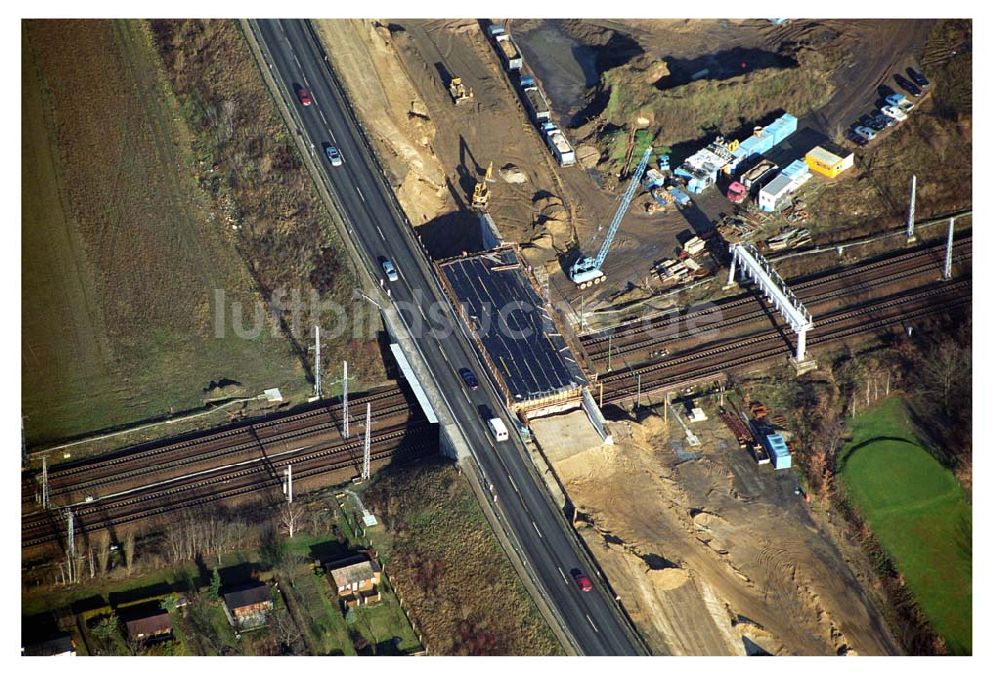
(532, 408, 899, 655)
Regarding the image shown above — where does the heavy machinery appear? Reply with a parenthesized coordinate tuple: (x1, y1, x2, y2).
(449, 77, 473, 104)
(471, 161, 493, 211)
(569, 146, 652, 289)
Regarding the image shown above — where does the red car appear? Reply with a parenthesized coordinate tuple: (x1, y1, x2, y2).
(572, 569, 593, 592)
(297, 87, 313, 106)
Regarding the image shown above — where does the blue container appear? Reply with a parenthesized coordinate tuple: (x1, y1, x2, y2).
(766, 433, 791, 470)
(520, 74, 535, 88)
(782, 159, 810, 180)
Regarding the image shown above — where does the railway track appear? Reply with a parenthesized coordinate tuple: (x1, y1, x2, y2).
(582, 235, 971, 360)
(22, 420, 438, 549)
(597, 279, 971, 405)
(22, 385, 412, 506)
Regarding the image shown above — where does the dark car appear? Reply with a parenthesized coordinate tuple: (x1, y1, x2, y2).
(859, 113, 877, 128)
(907, 66, 930, 87)
(867, 113, 887, 131)
(894, 74, 922, 97)
(846, 130, 868, 147)
(477, 404, 493, 422)
(458, 367, 479, 390)
(876, 83, 897, 100)
(297, 86, 313, 106)
(571, 568, 593, 592)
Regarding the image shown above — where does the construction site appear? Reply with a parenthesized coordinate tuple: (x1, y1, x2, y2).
(310, 17, 971, 655)
(22, 17, 972, 658)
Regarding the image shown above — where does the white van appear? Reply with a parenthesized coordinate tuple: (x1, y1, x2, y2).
(487, 417, 509, 442)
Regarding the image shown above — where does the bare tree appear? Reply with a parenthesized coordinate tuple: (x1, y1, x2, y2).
(280, 502, 305, 539)
(96, 531, 111, 575)
(123, 530, 136, 575)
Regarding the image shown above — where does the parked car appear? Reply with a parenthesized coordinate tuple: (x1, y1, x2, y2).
(296, 86, 313, 106)
(325, 144, 343, 167)
(381, 258, 399, 282)
(894, 74, 923, 97)
(881, 104, 908, 122)
(571, 568, 593, 592)
(859, 113, 878, 129)
(874, 112, 895, 128)
(854, 125, 877, 141)
(846, 130, 868, 147)
(866, 113, 887, 131)
(907, 66, 930, 87)
(458, 367, 479, 390)
(876, 83, 897, 100)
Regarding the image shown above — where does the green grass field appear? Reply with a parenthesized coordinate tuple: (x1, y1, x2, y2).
(839, 396, 971, 654)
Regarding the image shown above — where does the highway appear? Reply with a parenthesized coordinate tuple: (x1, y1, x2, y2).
(250, 20, 644, 655)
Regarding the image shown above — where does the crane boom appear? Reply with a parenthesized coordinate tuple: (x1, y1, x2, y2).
(570, 145, 652, 287)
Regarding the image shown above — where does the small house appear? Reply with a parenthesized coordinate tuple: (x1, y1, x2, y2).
(22, 633, 75, 656)
(123, 607, 173, 644)
(222, 582, 273, 630)
(327, 555, 382, 608)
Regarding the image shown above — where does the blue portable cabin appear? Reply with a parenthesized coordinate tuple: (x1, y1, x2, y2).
(765, 433, 791, 470)
(488, 24, 506, 37)
(520, 74, 536, 89)
(781, 159, 810, 180)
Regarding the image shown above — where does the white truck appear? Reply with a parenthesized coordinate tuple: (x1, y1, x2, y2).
(487, 417, 509, 442)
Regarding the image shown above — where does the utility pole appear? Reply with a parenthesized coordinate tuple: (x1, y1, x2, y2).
(607, 334, 612, 373)
(285, 464, 293, 504)
(311, 325, 322, 401)
(41, 456, 49, 509)
(906, 175, 917, 242)
(362, 403, 371, 481)
(944, 217, 955, 280)
(66, 510, 75, 584)
(343, 361, 349, 436)
(634, 372, 642, 413)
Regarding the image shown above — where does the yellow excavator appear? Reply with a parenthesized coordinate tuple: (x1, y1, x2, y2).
(471, 161, 493, 211)
(449, 77, 473, 104)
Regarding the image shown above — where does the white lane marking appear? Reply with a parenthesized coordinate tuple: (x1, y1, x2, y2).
(375, 225, 386, 241)
(294, 54, 302, 69)
(462, 390, 471, 404)
(558, 566, 568, 584)
(356, 186, 367, 202)
(532, 521, 542, 538)
(507, 473, 518, 492)
(587, 615, 599, 633)
(320, 110, 331, 129)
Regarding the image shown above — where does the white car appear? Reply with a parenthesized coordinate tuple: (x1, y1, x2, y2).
(854, 125, 877, 141)
(381, 258, 399, 282)
(325, 144, 343, 167)
(881, 105, 908, 122)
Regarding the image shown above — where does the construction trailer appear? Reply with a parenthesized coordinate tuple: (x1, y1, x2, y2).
(758, 159, 813, 212)
(731, 112, 798, 170)
(764, 433, 791, 470)
(804, 146, 854, 178)
(540, 121, 575, 167)
(675, 142, 735, 194)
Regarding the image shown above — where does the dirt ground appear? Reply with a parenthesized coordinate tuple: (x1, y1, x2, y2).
(532, 406, 900, 655)
(331, 18, 965, 325)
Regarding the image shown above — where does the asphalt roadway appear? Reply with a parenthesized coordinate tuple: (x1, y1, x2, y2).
(251, 19, 644, 655)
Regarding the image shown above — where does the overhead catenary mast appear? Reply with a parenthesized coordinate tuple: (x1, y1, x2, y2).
(362, 403, 371, 481)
